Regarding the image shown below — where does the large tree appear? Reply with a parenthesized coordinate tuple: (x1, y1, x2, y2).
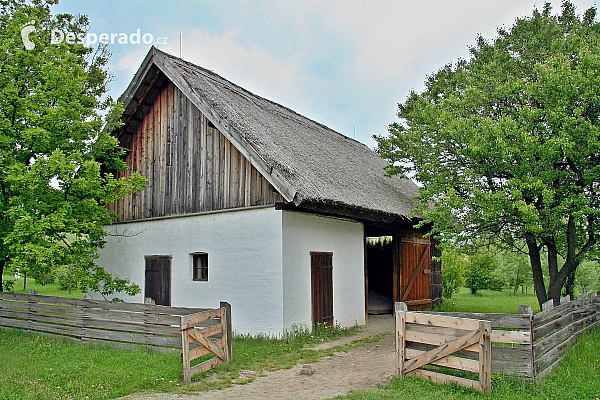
(376, 2, 599, 308)
(0, 0, 144, 296)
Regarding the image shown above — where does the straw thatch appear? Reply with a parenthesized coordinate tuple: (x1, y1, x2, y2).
(118, 47, 420, 220)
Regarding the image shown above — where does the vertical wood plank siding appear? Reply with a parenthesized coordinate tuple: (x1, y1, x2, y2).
(111, 82, 281, 221)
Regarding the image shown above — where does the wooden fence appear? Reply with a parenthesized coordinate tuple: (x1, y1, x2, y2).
(0, 292, 232, 382)
(395, 302, 493, 393)
(395, 290, 600, 389)
(533, 292, 600, 381)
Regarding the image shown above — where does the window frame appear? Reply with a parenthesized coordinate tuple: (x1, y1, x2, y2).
(191, 252, 209, 282)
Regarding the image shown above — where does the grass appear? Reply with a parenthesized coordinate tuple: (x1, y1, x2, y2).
(2, 274, 84, 298)
(334, 327, 600, 400)
(0, 323, 385, 399)
(0, 329, 181, 400)
(434, 287, 541, 314)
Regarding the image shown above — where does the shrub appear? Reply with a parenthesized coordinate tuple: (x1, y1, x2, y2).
(2, 279, 15, 292)
(441, 249, 466, 299)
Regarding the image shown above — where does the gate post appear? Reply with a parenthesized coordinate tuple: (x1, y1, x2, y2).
(180, 315, 191, 384)
(395, 302, 408, 379)
(220, 301, 233, 362)
(478, 320, 492, 393)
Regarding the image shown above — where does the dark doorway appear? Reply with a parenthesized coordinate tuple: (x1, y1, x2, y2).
(311, 252, 333, 326)
(365, 225, 395, 315)
(144, 255, 171, 306)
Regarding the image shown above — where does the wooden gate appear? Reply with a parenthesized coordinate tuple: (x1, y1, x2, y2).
(311, 252, 333, 326)
(395, 302, 492, 393)
(181, 302, 233, 383)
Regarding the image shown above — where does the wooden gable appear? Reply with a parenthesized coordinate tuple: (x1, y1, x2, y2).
(110, 82, 282, 221)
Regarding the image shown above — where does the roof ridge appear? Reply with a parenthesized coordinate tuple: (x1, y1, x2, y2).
(155, 48, 371, 151)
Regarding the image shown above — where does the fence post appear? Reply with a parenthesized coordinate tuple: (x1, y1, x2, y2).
(395, 302, 407, 379)
(541, 299, 554, 311)
(560, 295, 570, 305)
(220, 301, 232, 362)
(27, 290, 36, 333)
(519, 305, 534, 383)
(479, 320, 492, 393)
(180, 315, 191, 384)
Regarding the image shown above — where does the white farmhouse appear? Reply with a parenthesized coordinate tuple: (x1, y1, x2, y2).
(97, 47, 441, 335)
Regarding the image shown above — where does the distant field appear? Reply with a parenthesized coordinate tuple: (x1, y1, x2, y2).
(1, 275, 84, 298)
(435, 287, 541, 314)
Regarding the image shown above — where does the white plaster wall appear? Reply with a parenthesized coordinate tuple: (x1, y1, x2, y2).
(97, 207, 283, 335)
(282, 211, 365, 331)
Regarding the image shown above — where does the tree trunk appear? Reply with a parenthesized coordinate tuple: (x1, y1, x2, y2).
(513, 266, 520, 295)
(565, 270, 576, 298)
(0, 258, 4, 292)
(526, 234, 547, 308)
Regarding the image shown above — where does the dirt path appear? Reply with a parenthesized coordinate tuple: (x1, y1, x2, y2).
(124, 315, 396, 400)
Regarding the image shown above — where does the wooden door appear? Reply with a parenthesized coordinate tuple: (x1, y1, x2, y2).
(145, 256, 171, 306)
(400, 233, 432, 310)
(311, 252, 333, 326)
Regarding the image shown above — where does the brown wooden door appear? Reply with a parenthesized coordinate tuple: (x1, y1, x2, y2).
(145, 256, 171, 306)
(400, 234, 432, 310)
(311, 252, 333, 326)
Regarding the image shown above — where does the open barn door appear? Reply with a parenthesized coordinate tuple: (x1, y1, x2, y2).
(393, 231, 432, 311)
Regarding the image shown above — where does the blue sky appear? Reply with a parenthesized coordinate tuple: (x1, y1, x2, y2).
(54, 0, 597, 148)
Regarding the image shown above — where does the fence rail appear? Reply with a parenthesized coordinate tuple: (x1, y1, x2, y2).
(0, 292, 232, 381)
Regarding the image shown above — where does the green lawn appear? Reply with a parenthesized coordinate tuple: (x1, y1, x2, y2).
(2, 275, 84, 298)
(0, 324, 380, 399)
(0, 330, 181, 400)
(435, 287, 541, 314)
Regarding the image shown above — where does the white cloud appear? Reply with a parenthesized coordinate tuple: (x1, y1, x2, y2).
(109, 0, 599, 147)
(114, 47, 148, 72)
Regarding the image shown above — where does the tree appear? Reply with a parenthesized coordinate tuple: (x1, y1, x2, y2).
(495, 250, 533, 295)
(0, 0, 145, 297)
(464, 251, 499, 295)
(440, 247, 466, 299)
(376, 2, 599, 308)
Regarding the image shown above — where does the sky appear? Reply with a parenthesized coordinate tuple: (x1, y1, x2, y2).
(54, 0, 598, 149)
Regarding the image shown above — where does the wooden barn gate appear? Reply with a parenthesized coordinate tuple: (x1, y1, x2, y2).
(0, 293, 232, 383)
(181, 302, 232, 383)
(395, 302, 492, 392)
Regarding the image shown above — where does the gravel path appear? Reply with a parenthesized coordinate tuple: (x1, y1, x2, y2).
(123, 315, 396, 400)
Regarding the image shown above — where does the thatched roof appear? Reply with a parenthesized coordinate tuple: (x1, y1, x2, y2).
(117, 47, 420, 221)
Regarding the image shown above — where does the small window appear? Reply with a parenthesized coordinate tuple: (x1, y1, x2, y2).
(192, 253, 208, 281)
